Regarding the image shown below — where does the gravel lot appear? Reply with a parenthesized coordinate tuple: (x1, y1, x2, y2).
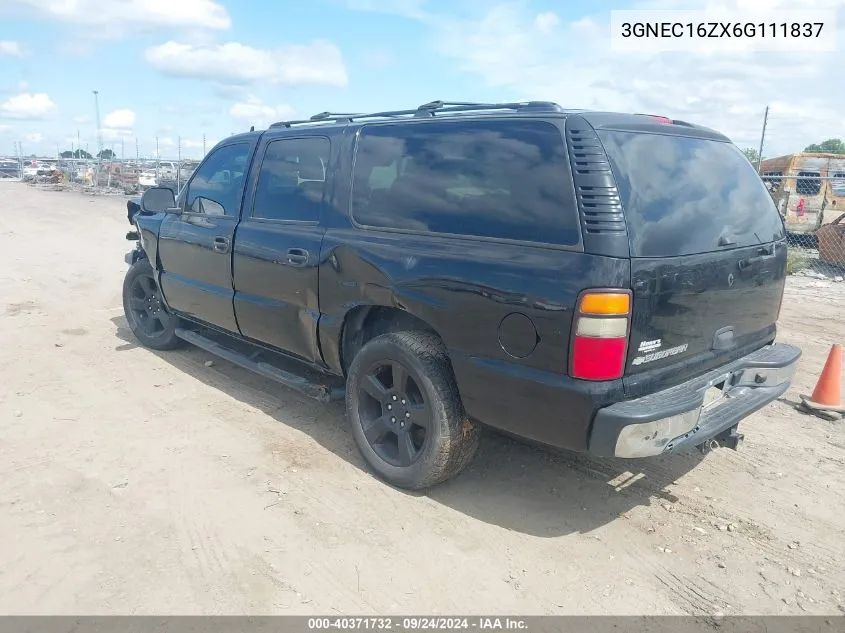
(1, 181, 844, 615)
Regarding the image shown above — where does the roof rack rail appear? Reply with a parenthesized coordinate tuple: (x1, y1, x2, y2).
(309, 111, 364, 122)
(269, 100, 567, 129)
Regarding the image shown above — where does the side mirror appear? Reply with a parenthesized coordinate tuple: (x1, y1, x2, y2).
(140, 186, 177, 214)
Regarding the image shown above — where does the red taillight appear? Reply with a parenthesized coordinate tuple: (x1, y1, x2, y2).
(650, 116, 672, 124)
(570, 289, 632, 381)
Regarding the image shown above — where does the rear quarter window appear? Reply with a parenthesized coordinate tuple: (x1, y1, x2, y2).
(350, 119, 580, 246)
(598, 131, 785, 257)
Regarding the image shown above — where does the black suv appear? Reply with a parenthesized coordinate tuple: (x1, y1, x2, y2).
(123, 100, 800, 490)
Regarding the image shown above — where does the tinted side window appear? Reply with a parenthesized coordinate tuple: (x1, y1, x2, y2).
(186, 143, 250, 216)
(350, 120, 579, 245)
(251, 137, 329, 222)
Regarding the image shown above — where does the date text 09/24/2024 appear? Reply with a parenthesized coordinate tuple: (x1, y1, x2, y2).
(308, 618, 528, 631)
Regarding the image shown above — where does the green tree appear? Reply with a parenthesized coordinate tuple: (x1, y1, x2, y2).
(804, 138, 845, 154)
(97, 149, 115, 159)
(742, 147, 761, 164)
(61, 149, 93, 159)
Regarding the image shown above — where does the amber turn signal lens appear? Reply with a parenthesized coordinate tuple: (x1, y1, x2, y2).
(579, 292, 630, 316)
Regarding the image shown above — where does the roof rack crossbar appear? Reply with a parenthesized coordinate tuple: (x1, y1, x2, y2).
(268, 100, 567, 128)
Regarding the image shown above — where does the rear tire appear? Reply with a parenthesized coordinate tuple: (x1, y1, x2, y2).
(346, 330, 481, 490)
(122, 258, 181, 350)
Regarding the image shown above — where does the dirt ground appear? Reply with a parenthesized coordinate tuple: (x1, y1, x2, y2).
(1, 181, 844, 616)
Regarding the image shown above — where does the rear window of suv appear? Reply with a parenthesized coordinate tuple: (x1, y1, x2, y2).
(598, 131, 785, 258)
(351, 119, 579, 246)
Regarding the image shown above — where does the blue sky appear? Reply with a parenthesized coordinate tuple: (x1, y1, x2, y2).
(0, 0, 843, 159)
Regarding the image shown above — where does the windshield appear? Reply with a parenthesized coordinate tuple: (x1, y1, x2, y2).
(598, 130, 785, 257)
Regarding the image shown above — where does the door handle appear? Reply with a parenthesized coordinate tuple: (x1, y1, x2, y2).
(738, 246, 775, 269)
(286, 248, 309, 267)
(213, 236, 230, 253)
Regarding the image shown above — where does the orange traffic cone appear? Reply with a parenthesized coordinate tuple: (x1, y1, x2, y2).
(799, 344, 845, 420)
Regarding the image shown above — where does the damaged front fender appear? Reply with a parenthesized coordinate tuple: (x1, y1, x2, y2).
(125, 247, 145, 266)
(124, 197, 166, 270)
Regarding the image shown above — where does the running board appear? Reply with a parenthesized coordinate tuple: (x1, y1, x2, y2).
(174, 327, 345, 403)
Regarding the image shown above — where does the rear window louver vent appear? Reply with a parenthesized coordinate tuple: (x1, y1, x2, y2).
(566, 127, 626, 235)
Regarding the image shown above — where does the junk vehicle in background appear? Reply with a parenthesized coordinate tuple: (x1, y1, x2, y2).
(0, 159, 20, 179)
(121, 100, 800, 490)
(761, 153, 845, 231)
(761, 153, 845, 265)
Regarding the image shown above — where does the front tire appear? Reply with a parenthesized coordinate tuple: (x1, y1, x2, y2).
(122, 258, 181, 350)
(346, 331, 481, 490)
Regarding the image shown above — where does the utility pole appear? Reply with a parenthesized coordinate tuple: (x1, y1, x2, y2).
(77, 129, 80, 156)
(203, 134, 206, 156)
(155, 136, 160, 179)
(15, 141, 22, 179)
(121, 140, 125, 161)
(756, 105, 769, 174)
(177, 135, 182, 192)
(135, 138, 139, 160)
(93, 90, 102, 189)
(92, 90, 102, 156)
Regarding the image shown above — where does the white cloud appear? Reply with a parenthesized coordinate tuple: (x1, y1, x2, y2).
(372, 0, 845, 156)
(144, 40, 348, 87)
(0, 40, 24, 57)
(5, 0, 230, 34)
(0, 92, 57, 119)
(229, 96, 296, 127)
(101, 127, 133, 142)
(73, 115, 91, 124)
(103, 109, 136, 130)
(533, 12, 559, 34)
(24, 132, 43, 144)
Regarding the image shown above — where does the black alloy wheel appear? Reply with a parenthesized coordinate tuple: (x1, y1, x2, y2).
(127, 274, 170, 338)
(122, 258, 181, 350)
(357, 360, 431, 467)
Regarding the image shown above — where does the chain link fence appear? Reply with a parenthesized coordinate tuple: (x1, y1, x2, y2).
(761, 165, 845, 284)
(1, 156, 202, 197)
(4, 130, 210, 195)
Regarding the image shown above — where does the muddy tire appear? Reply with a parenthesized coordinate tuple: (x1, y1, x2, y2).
(346, 330, 481, 490)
